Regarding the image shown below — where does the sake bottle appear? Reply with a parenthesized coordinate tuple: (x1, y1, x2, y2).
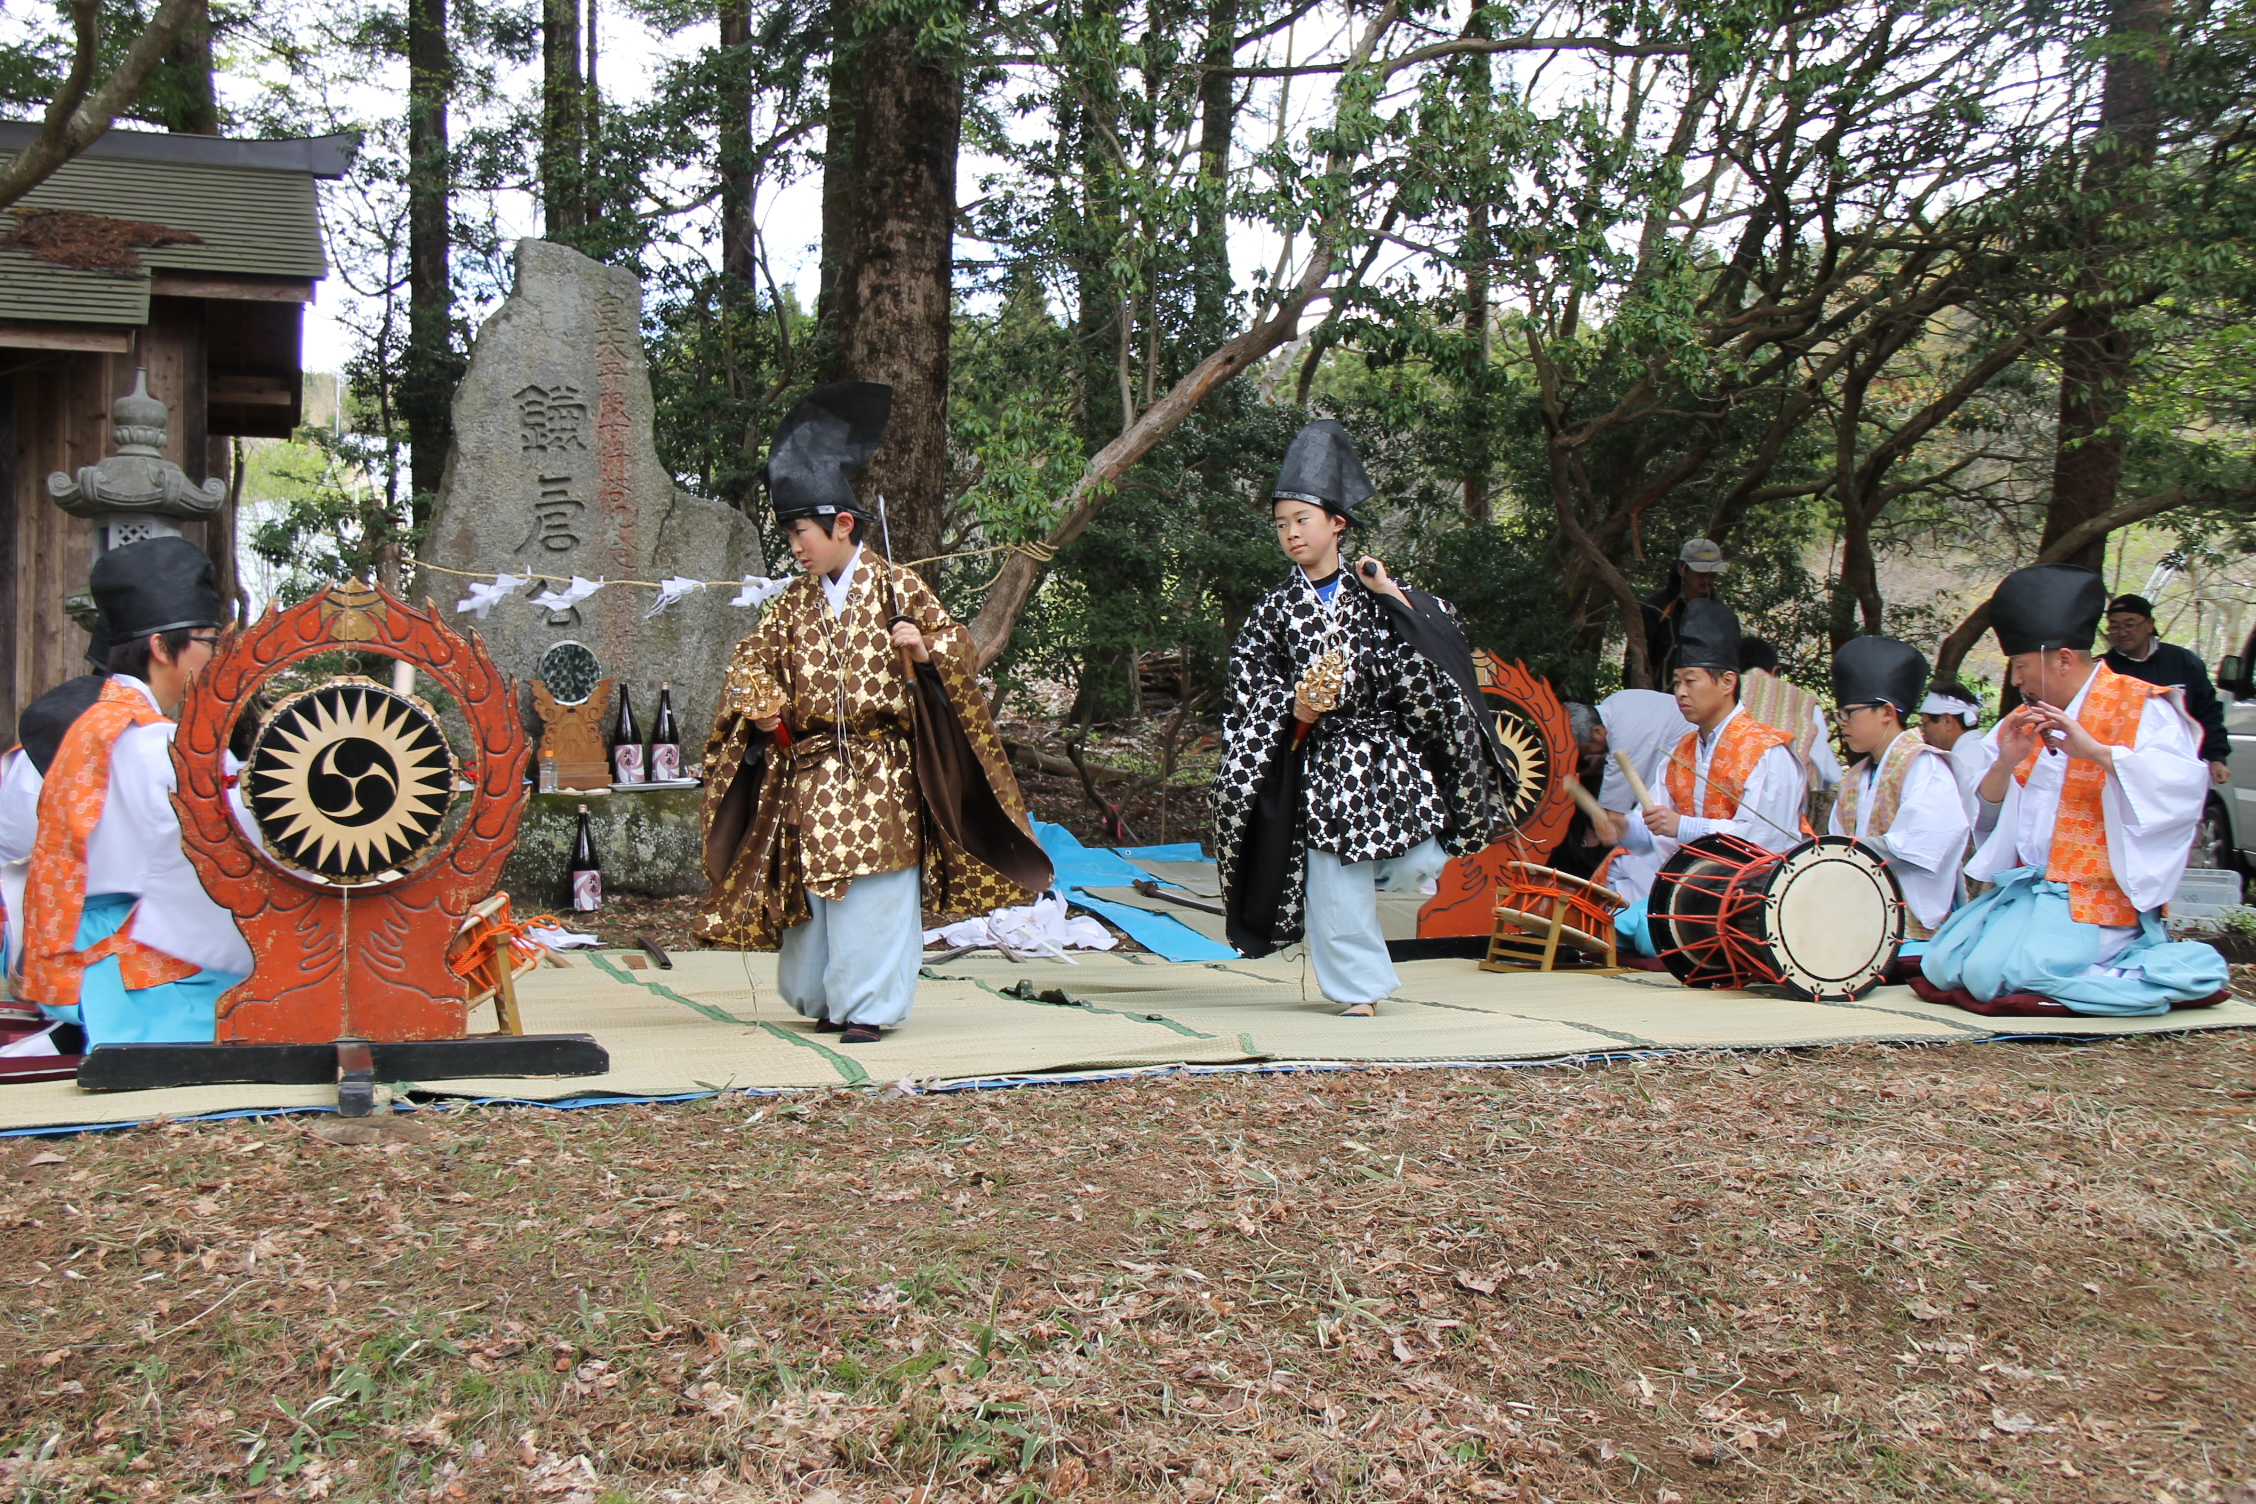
(569, 804, 602, 912)
(611, 684, 645, 785)
(650, 682, 682, 781)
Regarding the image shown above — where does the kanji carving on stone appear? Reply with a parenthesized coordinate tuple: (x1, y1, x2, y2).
(514, 383, 588, 456)
(517, 472, 585, 555)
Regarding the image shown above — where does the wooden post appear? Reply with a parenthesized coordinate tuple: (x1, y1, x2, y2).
(492, 946, 525, 1036)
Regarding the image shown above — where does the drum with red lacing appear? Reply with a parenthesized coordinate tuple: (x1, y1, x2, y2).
(1649, 834, 1905, 1000)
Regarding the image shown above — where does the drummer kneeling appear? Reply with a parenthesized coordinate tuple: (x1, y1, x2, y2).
(1825, 637, 1970, 950)
(1919, 564, 2226, 1016)
(1615, 598, 1810, 956)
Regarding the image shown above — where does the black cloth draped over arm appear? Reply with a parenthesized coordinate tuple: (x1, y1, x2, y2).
(1373, 587, 1514, 793)
(907, 659, 1054, 899)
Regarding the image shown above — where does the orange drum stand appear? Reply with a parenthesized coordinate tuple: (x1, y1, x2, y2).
(1480, 860, 1631, 974)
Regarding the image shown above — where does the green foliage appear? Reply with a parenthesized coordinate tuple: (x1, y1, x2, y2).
(0, 0, 267, 130)
(242, 427, 401, 604)
(16, 0, 2256, 724)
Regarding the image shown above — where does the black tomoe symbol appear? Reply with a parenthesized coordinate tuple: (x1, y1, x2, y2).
(307, 737, 400, 825)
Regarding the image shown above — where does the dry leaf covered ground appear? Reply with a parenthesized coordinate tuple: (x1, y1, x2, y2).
(1, 1030, 2252, 1504)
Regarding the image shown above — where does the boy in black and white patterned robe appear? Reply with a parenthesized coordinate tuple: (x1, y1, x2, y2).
(1213, 421, 1513, 1013)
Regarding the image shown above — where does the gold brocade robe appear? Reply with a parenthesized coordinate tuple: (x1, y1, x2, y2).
(693, 550, 1039, 949)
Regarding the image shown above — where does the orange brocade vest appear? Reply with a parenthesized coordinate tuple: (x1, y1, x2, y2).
(2012, 663, 2171, 926)
(20, 681, 199, 1009)
(1666, 713, 1798, 821)
(0, 742, 16, 941)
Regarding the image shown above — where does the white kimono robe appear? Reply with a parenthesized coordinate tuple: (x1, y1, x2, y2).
(1828, 743, 1972, 934)
(1594, 690, 1692, 904)
(83, 678, 255, 979)
(1945, 733, 1995, 823)
(0, 747, 38, 973)
(1963, 673, 2204, 964)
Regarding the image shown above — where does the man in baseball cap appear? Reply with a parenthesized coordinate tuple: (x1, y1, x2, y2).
(1637, 539, 1727, 686)
(2102, 593, 2228, 785)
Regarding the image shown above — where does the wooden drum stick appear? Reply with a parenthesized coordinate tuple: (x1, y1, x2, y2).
(1612, 748, 1658, 812)
(1565, 775, 1608, 824)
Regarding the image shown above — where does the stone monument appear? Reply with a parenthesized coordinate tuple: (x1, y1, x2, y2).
(424, 238, 766, 762)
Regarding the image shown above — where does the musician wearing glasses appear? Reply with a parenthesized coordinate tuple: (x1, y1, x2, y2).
(1824, 637, 1971, 944)
(15, 538, 254, 1049)
(1614, 600, 1810, 955)
(1918, 564, 2226, 1015)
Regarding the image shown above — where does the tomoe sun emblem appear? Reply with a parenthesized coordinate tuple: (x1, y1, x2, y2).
(245, 680, 458, 882)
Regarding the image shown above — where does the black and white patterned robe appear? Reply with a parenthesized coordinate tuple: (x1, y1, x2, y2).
(1213, 569, 1511, 955)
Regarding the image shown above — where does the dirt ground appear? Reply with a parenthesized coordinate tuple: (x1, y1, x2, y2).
(2, 1028, 2252, 1503)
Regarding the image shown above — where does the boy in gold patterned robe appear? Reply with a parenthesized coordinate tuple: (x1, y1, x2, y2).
(694, 383, 1050, 1043)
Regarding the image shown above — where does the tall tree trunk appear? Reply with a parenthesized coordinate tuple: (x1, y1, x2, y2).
(583, 0, 601, 226)
(541, 0, 584, 235)
(403, 0, 454, 526)
(160, 7, 219, 133)
(1833, 499, 1885, 647)
(1189, 0, 1237, 341)
(1068, 20, 1125, 452)
(718, 0, 754, 285)
(1061, 3, 1137, 722)
(1459, 11, 1492, 521)
(817, 1, 854, 349)
(1462, 196, 1491, 522)
(2039, 0, 2171, 571)
(821, 11, 962, 568)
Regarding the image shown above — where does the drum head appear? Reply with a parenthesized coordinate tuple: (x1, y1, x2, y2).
(1755, 836, 1905, 1000)
(245, 679, 458, 884)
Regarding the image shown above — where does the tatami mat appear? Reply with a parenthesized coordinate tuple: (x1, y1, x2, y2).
(3, 949, 2251, 1133)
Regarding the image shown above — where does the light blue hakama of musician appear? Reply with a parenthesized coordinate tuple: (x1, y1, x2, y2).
(1614, 897, 1657, 957)
(776, 865, 923, 1028)
(1918, 866, 2226, 1016)
(36, 893, 245, 1047)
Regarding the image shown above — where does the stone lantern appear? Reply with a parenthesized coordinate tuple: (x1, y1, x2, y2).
(47, 368, 227, 553)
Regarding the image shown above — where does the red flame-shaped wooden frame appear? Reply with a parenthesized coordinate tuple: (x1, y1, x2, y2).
(1417, 652, 1577, 938)
(171, 581, 529, 1043)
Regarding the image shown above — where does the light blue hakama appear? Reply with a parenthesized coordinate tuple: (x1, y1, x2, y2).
(36, 893, 243, 1047)
(1918, 866, 2226, 1016)
(776, 865, 923, 1028)
(1615, 896, 1658, 958)
(1304, 837, 1448, 1005)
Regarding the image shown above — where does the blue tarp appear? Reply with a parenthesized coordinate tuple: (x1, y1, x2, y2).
(1115, 841, 1210, 865)
(1032, 821, 1237, 962)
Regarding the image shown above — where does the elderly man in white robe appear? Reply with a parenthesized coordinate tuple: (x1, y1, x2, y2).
(1919, 564, 2225, 1015)
(1824, 636, 1970, 949)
